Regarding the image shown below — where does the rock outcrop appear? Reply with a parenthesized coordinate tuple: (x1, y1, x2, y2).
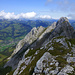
(34, 52, 52, 73)
(58, 65, 74, 75)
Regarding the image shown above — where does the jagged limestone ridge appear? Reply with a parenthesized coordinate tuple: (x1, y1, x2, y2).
(10, 26, 45, 57)
(4, 22, 56, 70)
(4, 26, 45, 69)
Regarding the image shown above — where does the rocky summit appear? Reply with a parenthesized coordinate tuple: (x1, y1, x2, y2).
(4, 17, 75, 75)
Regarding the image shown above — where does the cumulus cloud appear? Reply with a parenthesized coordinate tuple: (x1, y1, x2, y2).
(20, 12, 36, 19)
(39, 15, 51, 19)
(0, 10, 52, 20)
(0, 10, 36, 19)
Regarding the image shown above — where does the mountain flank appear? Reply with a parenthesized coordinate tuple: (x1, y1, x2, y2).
(4, 17, 75, 75)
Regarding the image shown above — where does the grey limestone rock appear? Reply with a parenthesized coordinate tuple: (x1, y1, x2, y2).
(4, 26, 45, 69)
(12, 26, 45, 56)
(54, 38, 69, 49)
(56, 17, 69, 26)
(67, 57, 75, 63)
(34, 52, 52, 73)
(58, 65, 74, 75)
(49, 17, 75, 39)
(38, 22, 56, 41)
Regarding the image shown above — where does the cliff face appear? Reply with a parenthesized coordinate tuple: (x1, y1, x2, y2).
(5, 17, 75, 75)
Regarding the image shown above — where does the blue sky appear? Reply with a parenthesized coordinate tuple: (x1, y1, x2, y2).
(0, 0, 75, 19)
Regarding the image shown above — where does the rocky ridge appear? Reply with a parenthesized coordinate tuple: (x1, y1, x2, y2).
(5, 17, 75, 75)
(11, 26, 45, 56)
(4, 22, 56, 70)
(12, 36, 75, 75)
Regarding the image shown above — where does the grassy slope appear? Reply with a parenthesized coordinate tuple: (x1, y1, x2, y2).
(0, 46, 15, 75)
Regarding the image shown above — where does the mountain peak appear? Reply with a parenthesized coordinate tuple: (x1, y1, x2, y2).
(56, 17, 69, 26)
(59, 17, 68, 21)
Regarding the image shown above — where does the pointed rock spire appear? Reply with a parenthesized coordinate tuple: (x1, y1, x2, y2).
(56, 17, 69, 26)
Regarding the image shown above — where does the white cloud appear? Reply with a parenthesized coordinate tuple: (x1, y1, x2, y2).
(0, 10, 53, 20)
(0, 10, 36, 19)
(39, 15, 51, 19)
(20, 12, 36, 19)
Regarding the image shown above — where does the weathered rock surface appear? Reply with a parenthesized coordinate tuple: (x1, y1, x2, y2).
(30, 22, 56, 49)
(58, 65, 74, 75)
(34, 52, 52, 73)
(38, 22, 56, 40)
(67, 57, 75, 63)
